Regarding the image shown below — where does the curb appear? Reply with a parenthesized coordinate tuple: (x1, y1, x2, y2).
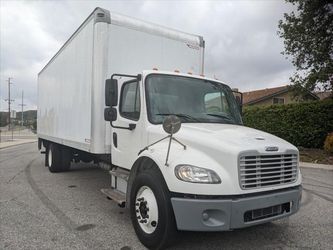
(0, 140, 37, 150)
(300, 162, 333, 171)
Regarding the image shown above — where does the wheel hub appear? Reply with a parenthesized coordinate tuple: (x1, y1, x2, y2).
(138, 200, 149, 219)
(135, 186, 158, 234)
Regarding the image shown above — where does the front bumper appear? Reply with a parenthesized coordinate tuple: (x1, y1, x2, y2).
(171, 185, 302, 231)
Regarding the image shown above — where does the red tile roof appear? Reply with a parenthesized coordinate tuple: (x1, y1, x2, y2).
(242, 85, 288, 104)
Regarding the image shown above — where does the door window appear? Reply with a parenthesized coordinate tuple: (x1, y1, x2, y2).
(120, 81, 140, 120)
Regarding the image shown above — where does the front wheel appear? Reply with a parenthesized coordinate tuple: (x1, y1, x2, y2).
(130, 167, 177, 249)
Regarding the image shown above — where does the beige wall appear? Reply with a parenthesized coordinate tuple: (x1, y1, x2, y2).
(248, 91, 308, 106)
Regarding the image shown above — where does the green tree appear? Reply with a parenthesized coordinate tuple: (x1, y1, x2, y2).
(278, 0, 333, 95)
(0, 112, 9, 127)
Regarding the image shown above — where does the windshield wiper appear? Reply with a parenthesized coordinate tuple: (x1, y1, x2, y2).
(206, 113, 234, 122)
(156, 113, 200, 122)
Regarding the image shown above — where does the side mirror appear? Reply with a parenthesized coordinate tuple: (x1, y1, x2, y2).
(105, 79, 118, 106)
(235, 96, 242, 113)
(232, 89, 243, 114)
(104, 107, 117, 122)
(163, 115, 181, 134)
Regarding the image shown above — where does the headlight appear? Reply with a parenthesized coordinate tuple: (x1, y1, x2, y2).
(175, 165, 221, 184)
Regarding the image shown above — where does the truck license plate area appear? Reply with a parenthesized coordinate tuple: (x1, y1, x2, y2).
(244, 202, 291, 222)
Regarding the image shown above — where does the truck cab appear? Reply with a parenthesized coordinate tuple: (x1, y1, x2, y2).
(104, 70, 302, 249)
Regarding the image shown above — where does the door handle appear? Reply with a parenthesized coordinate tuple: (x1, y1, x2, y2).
(113, 132, 118, 148)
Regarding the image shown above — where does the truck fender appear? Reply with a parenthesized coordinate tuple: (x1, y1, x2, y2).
(129, 142, 236, 196)
(126, 156, 165, 208)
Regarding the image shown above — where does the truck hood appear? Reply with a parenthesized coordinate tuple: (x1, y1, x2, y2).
(147, 123, 298, 155)
(146, 123, 300, 195)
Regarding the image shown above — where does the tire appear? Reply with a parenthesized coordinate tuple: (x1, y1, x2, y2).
(46, 143, 71, 173)
(78, 152, 93, 163)
(130, 166, 177, 249)
(61, 147, 72, 171)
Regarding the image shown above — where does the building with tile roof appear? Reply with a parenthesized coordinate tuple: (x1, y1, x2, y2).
(242, 85, 319, 106)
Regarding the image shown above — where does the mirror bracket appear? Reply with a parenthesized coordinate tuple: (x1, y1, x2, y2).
(105, 73, 142, 130)
(111, 122, 136, 131)
(111, 73, 141, 81)
(106, 73, 141, 107)
(105, 107, 136, 130)
(137, 115, 186, 166)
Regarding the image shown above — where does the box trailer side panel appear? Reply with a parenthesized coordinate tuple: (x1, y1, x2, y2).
(38, 7, 204, 155)
(38, 18, 94, 152)
(107, 21, 204, 75)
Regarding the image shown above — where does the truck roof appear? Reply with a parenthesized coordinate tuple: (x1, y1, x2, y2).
(39, 7, 204, 75)
(142, 70, 228, 87)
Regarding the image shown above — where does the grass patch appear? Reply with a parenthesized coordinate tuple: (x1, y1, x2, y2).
(299, 148, 333, 165)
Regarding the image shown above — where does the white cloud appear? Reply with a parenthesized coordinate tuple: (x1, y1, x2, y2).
(0, 0, 295, 111)
(0, 0, 61, 111)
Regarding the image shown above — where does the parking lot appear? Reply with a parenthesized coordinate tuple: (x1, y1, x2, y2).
(1, 143, 332, 249)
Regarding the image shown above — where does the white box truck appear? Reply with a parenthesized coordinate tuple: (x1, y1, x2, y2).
(38, 7, 302, 249)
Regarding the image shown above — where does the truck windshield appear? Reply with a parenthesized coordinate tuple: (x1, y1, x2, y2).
(145, 74, 243, 125)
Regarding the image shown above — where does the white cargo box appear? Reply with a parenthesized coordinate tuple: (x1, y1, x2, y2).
(38, 7, 204, 154)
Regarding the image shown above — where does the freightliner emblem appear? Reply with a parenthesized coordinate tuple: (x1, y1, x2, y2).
(265, 146, 279, 152)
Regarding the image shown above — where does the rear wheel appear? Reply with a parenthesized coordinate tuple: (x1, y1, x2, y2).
(46, 143, 71, 172)
(130, 166, 177, 249)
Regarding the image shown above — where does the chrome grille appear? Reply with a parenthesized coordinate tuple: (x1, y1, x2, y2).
(239, 154, 298, 189)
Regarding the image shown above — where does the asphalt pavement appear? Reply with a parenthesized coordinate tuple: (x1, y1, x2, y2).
(1, 143, 332, 250)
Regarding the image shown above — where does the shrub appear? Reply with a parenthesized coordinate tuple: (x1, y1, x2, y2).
(243, 99, 333, 148)
(324, 133, 333, 153)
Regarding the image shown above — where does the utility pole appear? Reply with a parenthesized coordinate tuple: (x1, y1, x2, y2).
(18, 91, 26, 128)
(4, 77, 14, 130)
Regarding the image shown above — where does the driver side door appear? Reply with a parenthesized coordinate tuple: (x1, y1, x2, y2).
(111, 79, 144, 169)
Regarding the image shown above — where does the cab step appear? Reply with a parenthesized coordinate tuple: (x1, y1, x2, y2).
(101, 188, 126, 207)
(109, 168, 129, 195)
(109, 168, 129, 181)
